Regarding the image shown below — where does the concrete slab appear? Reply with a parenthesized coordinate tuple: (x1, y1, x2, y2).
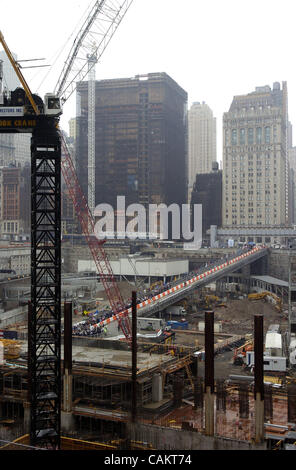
(66, 345, 173, 372)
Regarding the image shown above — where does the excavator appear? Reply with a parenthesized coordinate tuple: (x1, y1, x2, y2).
(248, 291, 282, 312)
(196, 294, 222, 309)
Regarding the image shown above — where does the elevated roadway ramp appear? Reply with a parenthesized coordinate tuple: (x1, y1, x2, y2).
(87, 246, 268, 334)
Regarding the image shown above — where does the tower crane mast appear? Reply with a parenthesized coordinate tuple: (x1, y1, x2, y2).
(0, 2, 135, 340)
(0, 0, 134, 449)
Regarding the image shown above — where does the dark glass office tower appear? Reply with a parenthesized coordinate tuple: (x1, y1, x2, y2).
(76, 73, 187, 237)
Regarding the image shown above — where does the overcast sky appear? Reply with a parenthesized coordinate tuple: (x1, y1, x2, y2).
(1, 0, 296, 160)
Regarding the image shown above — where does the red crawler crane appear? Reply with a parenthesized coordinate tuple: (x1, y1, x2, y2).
(53, 0, 134, 341)
(61, 136, 132, 340)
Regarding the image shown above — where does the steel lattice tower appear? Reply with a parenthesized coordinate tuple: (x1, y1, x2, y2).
(29, 117, 62, 449)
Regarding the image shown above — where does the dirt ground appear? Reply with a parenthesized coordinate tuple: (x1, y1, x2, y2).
(72, 285, 289, 380)
(91, 283, 288, 341)
(116, 283, 289, 338)
(188, 298, 288, 336)
(173, 297, 289, 379)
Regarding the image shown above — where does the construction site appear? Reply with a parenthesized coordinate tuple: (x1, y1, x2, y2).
(1, 0, 296, 454)
(0, 261, 296, 451)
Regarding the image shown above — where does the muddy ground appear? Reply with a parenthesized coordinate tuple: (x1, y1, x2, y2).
(173, 297, 289, 379)
(188, 298, 288, 336)
(76, 284, 289, 379)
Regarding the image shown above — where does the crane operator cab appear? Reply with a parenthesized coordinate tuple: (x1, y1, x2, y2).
(44, 93, 62, 117)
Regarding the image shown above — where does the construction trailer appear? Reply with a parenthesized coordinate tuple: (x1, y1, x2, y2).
(246, 351, 287, 372)
(265, 325, 283, 357)
(137, 317, 165, 331)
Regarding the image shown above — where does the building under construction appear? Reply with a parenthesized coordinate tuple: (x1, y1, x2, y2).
(0, 306, 296, 450)
(76, 73, 188, 235)
(1, 1, 295, 452)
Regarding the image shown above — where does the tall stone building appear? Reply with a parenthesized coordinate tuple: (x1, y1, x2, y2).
(188, 102, 216, 201)
(20, 163, 31, 234)
(76, 73, 187, 238)
(68, 118, 77, 141)
(289, 146, 296, 224)
(222, 82, 290, 228)
(0, 165, 21, 236)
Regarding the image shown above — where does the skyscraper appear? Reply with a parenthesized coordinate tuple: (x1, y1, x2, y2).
(76, 73, 188, 238)
(289, 146, 296, 224)
(0, 165, 21, 236)
(222, 82, 289, 228)
(188, 102, 216, 201)
(68, 118, 77, 141)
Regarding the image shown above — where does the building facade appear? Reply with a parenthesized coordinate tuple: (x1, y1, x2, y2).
(188, 102, 216, 202)
(0, 166, 21, 236)
(76, 73, 188, 238)
(289, 146, 296, 224)
(68, 118, 77, 141)
(190, 163, 222, 239)
(0, 134, 14, 167)
(13, 133, 31, 166)
(19, 163, 30, 235)
(222, 82, 290, 228)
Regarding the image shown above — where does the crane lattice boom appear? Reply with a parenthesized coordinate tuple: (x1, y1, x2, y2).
(61, 136, 132, 340)
(54, 0, 134, 104)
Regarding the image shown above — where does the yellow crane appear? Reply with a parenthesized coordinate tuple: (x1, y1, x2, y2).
(0, 31, 39, 115)
(0, 31, 61, 117)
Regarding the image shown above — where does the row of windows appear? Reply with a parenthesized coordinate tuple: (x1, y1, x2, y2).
(225, 154, 279, 163)
(2, 221, 18, 232)
(225, 177, 277, 188)
(227, 210, 277, 217)
(231, 127, 271, 146)
(226, 217, 278, 222)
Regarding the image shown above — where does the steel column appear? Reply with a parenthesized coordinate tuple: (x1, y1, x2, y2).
(131, 291, 137, 422)
(254, 314, 264, 443)
(204, 310, 214, 436)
